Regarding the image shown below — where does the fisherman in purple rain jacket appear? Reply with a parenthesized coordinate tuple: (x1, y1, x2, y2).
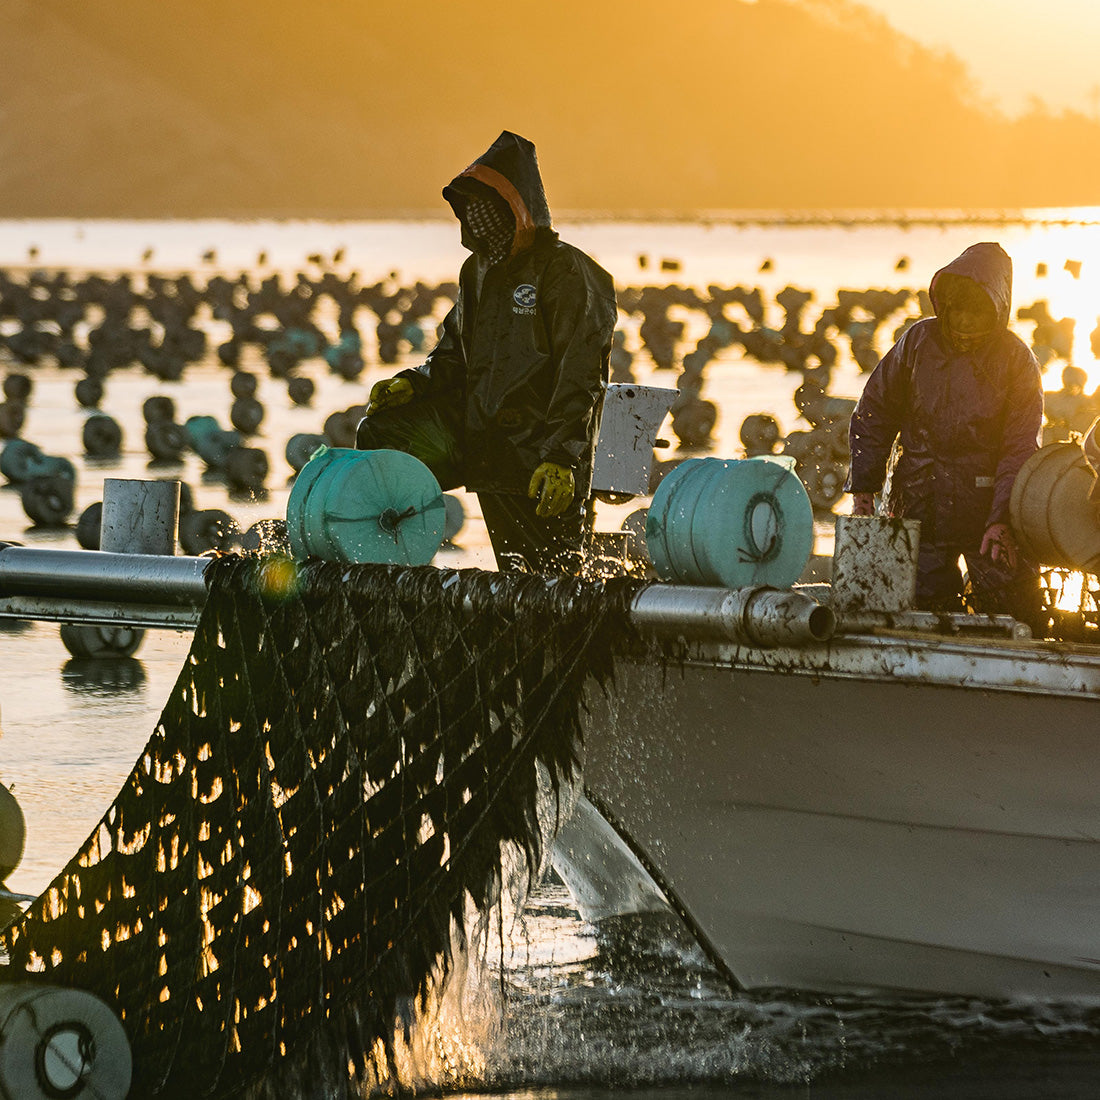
(846, 242, 1044, 628)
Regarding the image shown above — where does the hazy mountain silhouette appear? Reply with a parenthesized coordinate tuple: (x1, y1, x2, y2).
(4, 0, 1098, 217)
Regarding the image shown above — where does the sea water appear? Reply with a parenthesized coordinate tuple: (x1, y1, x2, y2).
(2, 214, 1100, 1098)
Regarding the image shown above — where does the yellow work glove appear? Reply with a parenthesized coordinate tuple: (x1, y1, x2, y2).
(528, 461, 575, 518)
(365, 377, 414, 416)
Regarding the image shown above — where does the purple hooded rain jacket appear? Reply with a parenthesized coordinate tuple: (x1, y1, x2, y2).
(846, 242, 1043, 546)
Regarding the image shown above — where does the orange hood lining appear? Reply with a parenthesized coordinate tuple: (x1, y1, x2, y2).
(458, 163, 537, 258)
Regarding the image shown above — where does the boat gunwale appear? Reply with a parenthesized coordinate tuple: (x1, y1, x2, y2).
(621, 629, 1100, 700)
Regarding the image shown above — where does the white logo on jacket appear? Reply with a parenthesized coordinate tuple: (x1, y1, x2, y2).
(513, 283, 537, 314)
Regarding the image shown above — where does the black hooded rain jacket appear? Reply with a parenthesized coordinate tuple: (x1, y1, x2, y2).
(398, 131, 617, 498)
(847, 242, 1043, 545)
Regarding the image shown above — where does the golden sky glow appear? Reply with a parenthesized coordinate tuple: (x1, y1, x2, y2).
(857, 0, 1100, 115)
(7, 0, 1100, 217)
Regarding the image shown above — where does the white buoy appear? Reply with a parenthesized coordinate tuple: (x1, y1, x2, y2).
(0, 984, 131, 1100)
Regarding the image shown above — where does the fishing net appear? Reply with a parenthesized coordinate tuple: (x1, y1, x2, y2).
(0, 556, 643, 1098)
(355, 399, 464, 491)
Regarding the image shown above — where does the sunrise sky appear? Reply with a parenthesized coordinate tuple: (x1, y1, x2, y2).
(8, 0, 1100, 216)
(856, 0, 1100, 116)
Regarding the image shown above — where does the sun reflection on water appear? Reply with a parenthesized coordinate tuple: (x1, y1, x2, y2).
(1000, 209, 1100, 390)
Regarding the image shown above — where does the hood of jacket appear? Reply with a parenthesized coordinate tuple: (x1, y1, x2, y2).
(442, 130, 555, 261)
(928, 242, 1013, 332)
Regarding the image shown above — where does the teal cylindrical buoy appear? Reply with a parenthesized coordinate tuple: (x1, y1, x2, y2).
(442, 492, 465, 542)
(183, 414, 220, 450)
(82, 413, 123, 458)
(0, 443, 73, 486)
(184, 416, 241, 469)
(285, 433, 327, 474)
(286, 446, 446, 565)
(21, 475, 75, 527)
(657, 458, 726, 584)
(645, 455, 813, 588)
(33, 455, 77, 483)
(0, 440, 44, 484)
(643, 458, 721, 584)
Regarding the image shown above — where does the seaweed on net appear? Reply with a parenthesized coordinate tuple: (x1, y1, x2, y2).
(0, 556, 645, 1098)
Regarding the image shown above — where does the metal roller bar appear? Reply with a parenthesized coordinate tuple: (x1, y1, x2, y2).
(0, 545, 837, 648)
(0, 594, 203, 630)
(794, 582, 1030, 639)
(0, 547, 208, 605)
(629, 584, 836, 647)
(838, 609, 1031, 640)
(0, 546, 209, 627)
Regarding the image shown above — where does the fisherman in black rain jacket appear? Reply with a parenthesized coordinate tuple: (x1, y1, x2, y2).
(846, 242, 1044, 626)
(358, 130, 617, 573)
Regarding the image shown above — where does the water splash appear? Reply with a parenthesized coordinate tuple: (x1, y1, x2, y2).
(470, 883, 1100, 1092)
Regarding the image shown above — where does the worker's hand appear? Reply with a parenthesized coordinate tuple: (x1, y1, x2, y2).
(980, 522, 1018, 570)
(365, 377, 414, 417)
(527, 462, 576, 518)
(850, 492, 876, 516)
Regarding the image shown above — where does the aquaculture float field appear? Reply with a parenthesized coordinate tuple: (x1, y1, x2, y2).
(3, 213, 1100, 1098)
(0, 351, 830, 899)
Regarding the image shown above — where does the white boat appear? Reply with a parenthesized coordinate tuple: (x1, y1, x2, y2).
(562, 599, 1100, 1002)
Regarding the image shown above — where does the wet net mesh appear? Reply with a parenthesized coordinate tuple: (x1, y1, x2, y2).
(0, 556, 643, 1098)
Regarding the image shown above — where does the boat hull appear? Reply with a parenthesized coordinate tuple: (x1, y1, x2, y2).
(581, 635, 1100, 1000)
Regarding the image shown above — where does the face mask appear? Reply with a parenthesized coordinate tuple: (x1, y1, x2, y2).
(944, 301, 996, 352)
(463, 196, 514, 264)
(947, 325, 994, 352)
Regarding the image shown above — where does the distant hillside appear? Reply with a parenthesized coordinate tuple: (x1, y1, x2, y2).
(3, 0, 1099, 217)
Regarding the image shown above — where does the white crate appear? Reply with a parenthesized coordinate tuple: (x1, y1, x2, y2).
(592, 383, 678, 497)
(832, 515, 921, 613)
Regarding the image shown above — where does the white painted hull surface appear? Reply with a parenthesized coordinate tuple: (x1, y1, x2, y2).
(580, 632, 1100, 1000)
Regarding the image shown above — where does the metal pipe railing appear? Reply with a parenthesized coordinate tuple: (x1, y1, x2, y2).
(0, 546, 208, 629)
(0, 547, 208, 605)
(0, 545, 837, 647)
(837, 609, 1031, 640)
(629, 584, 836, 647)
